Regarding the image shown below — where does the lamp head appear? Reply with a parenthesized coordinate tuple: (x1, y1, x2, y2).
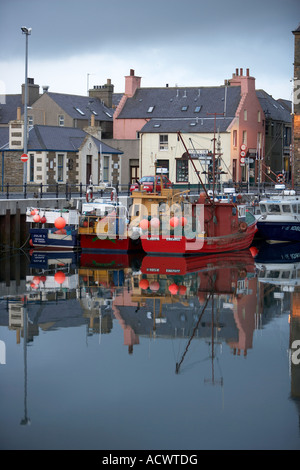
(21, 27, 32, 35)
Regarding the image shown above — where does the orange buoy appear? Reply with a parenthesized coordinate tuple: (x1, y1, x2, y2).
(168, 283, 178, 295)
(150, 217, 160, 228)
(32, 276, 40, 285)
(33, 214, 41, 223)
(178, 285, 187, 295)
(150, 281, 160, 291)
(54, 216, 66, 230)
(54, 271, 66, 284)
(179, 217, 187, 227)
(170, 216, 179, 228)
(139, 219, 149, 230)
(139, 278, 149, 290)
(31, 209, 37, 216)
(40, 216, 47, 224)
(250, 246, 259, 258)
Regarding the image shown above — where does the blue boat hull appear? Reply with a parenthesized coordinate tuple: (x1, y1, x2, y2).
(256, 221, 300, 242)
(30, 227, 79, 249)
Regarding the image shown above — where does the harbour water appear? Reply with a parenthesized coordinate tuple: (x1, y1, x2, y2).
(1, 245, 300, 450)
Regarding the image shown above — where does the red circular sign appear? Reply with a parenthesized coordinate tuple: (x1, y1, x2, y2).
(240, 151, 246, 157)
(240, 144, 247, 151)
(21, 153, 28, 162)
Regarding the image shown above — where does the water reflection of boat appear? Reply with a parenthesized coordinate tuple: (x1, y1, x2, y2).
(255, 242, 300, 289)
(124, 250, 258, 359)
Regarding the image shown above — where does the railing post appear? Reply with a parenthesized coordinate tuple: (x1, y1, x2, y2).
(6, 183, 9, 199)
(40, 182, 43, 198)
(24, 183, 27, 199)
(66, 183, 68, 200)
(79, 182, 82, 198)
(56, 183, 58, 198)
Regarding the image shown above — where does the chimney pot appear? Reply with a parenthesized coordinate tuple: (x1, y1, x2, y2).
(240, 68, 243, 76)
(130, 69, 135, 76)
(236, 68, 239, 76)
(246, 68, 250, 77)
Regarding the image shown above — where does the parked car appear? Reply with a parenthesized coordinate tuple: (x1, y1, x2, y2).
(130, 175, 173, 193)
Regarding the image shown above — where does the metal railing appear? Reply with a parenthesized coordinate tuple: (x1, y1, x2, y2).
(1, 181, 299, 200)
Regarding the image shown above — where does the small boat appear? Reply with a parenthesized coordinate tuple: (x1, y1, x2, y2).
(130, 132, 257, 256)
(26, 207, 80, 250)
(256, 189, 300, 242)
(78, 182, 142, 252)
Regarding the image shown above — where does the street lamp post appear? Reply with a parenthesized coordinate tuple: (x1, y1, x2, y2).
(21, 26, 32, 187)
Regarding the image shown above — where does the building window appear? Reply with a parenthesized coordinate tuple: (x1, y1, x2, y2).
(233, 130, 237, 147)
(147, 106, 155, 113)
(242, 131, 247, 145)
(258, 110, 261, 123)
(176, 159, 188, 182)
(29, 153, 34, 182)
(28, 115, 33, 126)
(58, 115, 64, 126)
(244, 109, 247, 121)
(57, 154, 64, 182)
(103, 155, 110, 182)
(159, 134, 168, 151)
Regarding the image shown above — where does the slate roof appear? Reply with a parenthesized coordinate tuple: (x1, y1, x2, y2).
(117, 85, 241, 133)
(0, 94, 23, 124)
(256, 90, 292, 122)
(2, 125, 123, 154)
(45, 92, 114, 122)
(0, 127, 9, 149)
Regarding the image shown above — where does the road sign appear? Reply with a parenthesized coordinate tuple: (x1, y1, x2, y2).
(240, 151, 246, 158)
(21, 153, 28, 162)
(240, 144, 247, 151)
(245, 158, 254, 164)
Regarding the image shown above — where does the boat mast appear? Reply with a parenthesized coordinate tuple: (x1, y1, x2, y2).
(177, 131, 213, 204)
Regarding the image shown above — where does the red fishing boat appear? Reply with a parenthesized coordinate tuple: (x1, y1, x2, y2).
(130, 132, 257, 255)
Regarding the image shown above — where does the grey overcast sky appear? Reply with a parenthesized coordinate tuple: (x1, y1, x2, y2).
(0, 0, 299, 100)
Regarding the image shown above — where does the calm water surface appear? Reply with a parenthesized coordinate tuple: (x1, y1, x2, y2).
(1, 244, 300, 450)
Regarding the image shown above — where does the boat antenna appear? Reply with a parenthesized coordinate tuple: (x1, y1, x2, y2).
(207, 112, 224, 201)
(177, 131, 213, 204)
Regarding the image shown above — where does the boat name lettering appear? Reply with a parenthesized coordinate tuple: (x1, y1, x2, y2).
(166, 269, 181, 273)
(284, 226, 300, 231)
(147, 237, 160, 241)
(166, 238, 181, 241)
(146, 268, 160, 272)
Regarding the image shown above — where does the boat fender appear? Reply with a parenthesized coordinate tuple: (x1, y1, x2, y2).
(111, 190, 117, 203)
(239, 221, 247, 232)
(86, 189, 93, 203)
(276, 173, 285, 183)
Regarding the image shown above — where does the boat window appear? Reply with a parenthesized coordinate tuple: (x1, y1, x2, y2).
(292, 205, 297, 213)
(298, 205, 300, 213)
(267, 204, 281, 214)
(260, 204, 267, 214)
(282, 205, 291, 213)
(281, 271, 290, 279)
(269, 270, 280, 278)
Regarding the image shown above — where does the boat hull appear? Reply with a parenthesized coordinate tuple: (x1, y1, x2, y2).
(29, 227, 79, 250)
(140, 223, 257, 255)
(256, 221, 300, 242)
(80, 234, 142, 252)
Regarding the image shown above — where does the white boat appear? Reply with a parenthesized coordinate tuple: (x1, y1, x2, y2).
(256, 188, 300, 242)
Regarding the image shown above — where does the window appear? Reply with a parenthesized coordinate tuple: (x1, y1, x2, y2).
(103, 155, 110, 182)
(181, 106, 188, 111)
(147, 106, 154, 113)
(258, 110, 261, 123)
(194, 106, 201, 113)
(28, 115, 34, 126)
(176, 159, 188, 182)
(58, 115, 64, 126)
(29, 153, 34, 182)
(159, 134, 168, 151)
(233, 130, 237, 147)
(244, 109, 247, 121)
(57, 154, 64, 182)
(75, 107, 85, 115)
(242, 131, 247, 145)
